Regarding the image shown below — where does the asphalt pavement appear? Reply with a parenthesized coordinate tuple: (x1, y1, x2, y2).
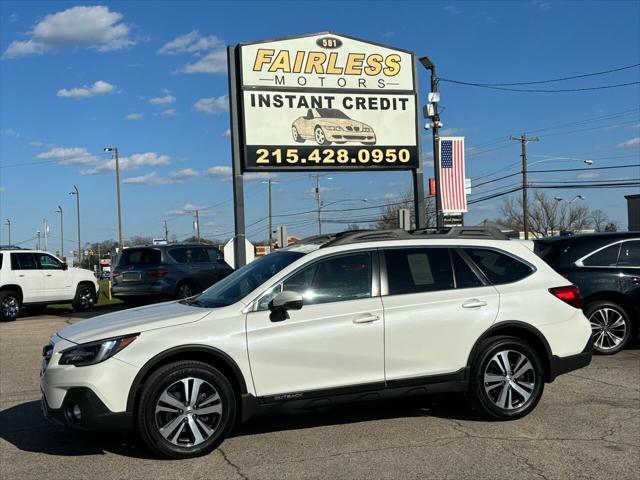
(1, 310, 638, 480)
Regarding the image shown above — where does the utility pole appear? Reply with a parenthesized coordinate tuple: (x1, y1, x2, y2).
(163, 220, 169, 243)
(4, 219, 10, 246)
(194, 210, 201, 242)
(70, 185, 81, 265)
(315, 175, 322, 235)
(43, 219, 48, 252)
(267, 179, 273, 250)
(36, 230, 41, 250)
(104, 147, 124, 250)
(510, 134, 539, 240)
(56, 206, 63, 260)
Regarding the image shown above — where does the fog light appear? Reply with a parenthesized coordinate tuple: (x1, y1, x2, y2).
(67, 402, 82, 422)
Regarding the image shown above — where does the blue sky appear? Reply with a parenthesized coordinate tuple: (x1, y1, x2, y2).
(1, 0, 639, 253)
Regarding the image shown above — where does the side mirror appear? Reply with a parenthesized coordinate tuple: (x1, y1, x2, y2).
(268, 291, 303, 322)
(62, 263, 68, 271)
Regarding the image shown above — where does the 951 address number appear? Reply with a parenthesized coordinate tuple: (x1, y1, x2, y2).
(248, 146, 415, 169)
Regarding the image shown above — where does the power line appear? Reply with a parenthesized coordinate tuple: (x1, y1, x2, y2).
(440, 80, 640, 93)
(440, 63, 640, 87)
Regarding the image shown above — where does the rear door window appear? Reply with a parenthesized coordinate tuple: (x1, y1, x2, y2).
(617, 241, 640, 267)
(464, 248, 533, 284)
(119, 249, 161, 266)
(169, 248, 188, 264)
(190, 247, 210, 263)
(11, 252, 38, 270)
(452, 250, 484, 289)
(384, 248, 454, 295)
(581, 243, 621, 267)
(207, 247, 223, 261)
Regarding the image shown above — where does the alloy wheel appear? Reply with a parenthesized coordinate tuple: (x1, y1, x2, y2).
(79, 288, 95, 309)
(155, 377, 223, 447)
(315, 127, 325, 144)
(292, 126, 299, 141)
(178, 283, 193, 299)
(589, 307, 626, 352)
(1, 296, 19, 319)
(483, 350, 536, 410)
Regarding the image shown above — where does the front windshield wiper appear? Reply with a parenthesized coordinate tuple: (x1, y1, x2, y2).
(181, 297, 206, 307)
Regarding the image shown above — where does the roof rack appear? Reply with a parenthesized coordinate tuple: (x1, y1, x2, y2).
(411, 226, 509, 240)
(0, 245, 24, 250)
(320, 229, 412, 248)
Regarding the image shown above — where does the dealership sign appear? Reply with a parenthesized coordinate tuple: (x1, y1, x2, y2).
(231, 32, 420, 171)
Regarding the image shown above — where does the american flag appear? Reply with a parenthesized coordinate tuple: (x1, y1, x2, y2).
(438, 137, 467, 213)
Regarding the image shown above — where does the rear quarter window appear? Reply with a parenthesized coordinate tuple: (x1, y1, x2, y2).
(581, 243, 621, 267)
(464, 248, 534, 284)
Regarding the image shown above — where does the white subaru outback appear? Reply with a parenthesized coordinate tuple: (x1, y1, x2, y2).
(40, 229, 592, 459)
(1, 248, 99, 321)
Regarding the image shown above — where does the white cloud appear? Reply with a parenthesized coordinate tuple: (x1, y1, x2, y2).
(532, 0, 552, 11)
(177, 49, 227, 74)
(36, 146, 97, 165)
(165, 203, 205, 216)
(618, 137, 640, 149)
(576, 172, 600, 179)
(245, 172, 276, 182)
(83, 152, 170, 174)
(170, 168, 199, 180)
(444, 5, 462, 14)
(0, 187, 5, 192)
(0, 128, 20, 137)
(123, 172, 171, 186)
(382, 32, 395, 38)
(57, 80, 116, 99)
(194, 95, 229, 115)
(223, 128, 231, 137)
(439, 128, 462, 136)
(157, 31, 222, 55)
(203, 165, 232, 179)
(149, 89, 176, 105)
(3, 5, 134, 58)
(125, 112, 143, 121)
(160, 109, 176, 118)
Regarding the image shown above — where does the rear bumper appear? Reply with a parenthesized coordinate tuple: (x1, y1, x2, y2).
(548, 340, 593, 382)
(42, 387, 132, 431)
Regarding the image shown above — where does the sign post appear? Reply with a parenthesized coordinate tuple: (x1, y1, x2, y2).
(227, 33, 426, 265)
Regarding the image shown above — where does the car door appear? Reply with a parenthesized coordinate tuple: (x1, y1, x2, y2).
(246, 250, 384, 398)
(381, 247, 499, 381)
(10, 253, 45, 302)
(617, 240, 640, 306)
(37, 253, 74, 301)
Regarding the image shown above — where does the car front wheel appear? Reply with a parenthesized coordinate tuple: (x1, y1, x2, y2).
(467, 336, 544, 420)
(314, 126, 331, 145)
(136, 360, 236, 459)
(586, 301, 631, 355)
(72, 284, 96, 312)
(0, 290, 20, 321)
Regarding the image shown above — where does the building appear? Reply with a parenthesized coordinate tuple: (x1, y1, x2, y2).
(626, 194, 640, 231)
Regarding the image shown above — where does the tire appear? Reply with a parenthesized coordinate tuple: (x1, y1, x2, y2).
(71, 284, 96, 312)
(175, 281, 196, 300)
(467, 335, 544, 420)
(585, 301, 632, 355)
(292, 126, 304, 143)
(314, 126, 331, 146)
(136, 360, 236, 459)
(0, 290, 20, 322)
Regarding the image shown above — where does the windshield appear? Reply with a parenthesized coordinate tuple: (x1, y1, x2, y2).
(193, 251, 305, 308)
(317, 108, 350, 119)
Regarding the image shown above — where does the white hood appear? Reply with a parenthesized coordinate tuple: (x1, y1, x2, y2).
(57, 301, 212, 344)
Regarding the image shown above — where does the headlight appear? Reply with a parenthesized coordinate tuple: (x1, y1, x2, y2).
(325, 125, 342, 131)
(59, 334, 139, 367)
(362, 127, 372, 132)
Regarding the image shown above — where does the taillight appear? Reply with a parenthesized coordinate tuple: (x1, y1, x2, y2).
(112, 271, 121, 279)
(147, 268, 168, 277)
(549, 285, 581, 309)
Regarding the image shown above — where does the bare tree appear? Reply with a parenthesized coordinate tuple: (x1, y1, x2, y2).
(591, 209, 609, 232)
(374, 191, 436, 230)
(497, 190, 593, 238)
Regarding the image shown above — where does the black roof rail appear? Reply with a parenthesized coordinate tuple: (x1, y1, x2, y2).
(320, 229, 412, 248)
(411, 226, 510, 240)
(0, 245, 23, 250)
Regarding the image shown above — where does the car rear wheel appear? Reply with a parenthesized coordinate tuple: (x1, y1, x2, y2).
(467, 336, 544, 420)
(0, 291, 20, 322)
(176, 281, 196, 300)
(72, 284, 96, 312)
(136, 361, 236, 459)
(292, 126, 304, 143)
(314, 126, 331, 145)
(586, 301, 631, 355)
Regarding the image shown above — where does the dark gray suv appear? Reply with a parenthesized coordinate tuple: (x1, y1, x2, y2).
(111, 244, 233, 304)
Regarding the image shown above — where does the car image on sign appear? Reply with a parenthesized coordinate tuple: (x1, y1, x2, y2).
(291, 108, 376, 146)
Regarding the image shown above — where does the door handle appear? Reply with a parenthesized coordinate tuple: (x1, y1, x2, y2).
(462, 299, 487, 309)
(46, 274, 52, 277)
(353, 314, 380, 324)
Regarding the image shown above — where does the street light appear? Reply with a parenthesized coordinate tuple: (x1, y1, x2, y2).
(56, 205, 63, 260)
(104, 147, 124, 250)
(554, 195, 585, 204)
(69, 186, 81, 265)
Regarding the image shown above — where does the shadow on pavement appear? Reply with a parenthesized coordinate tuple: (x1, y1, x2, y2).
(0, 394, 476, 458)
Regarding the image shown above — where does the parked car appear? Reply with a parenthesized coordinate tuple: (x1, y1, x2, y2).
(0, 248, 99, 321)
(534, 232, 639, 355)
(41, 229, 592, 459)
(111, 244, 233, 304)
(291, 108, 376, 145)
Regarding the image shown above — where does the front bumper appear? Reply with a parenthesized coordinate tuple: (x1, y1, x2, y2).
(548, 340, 593, 381)
(42, 387, 132, 431)
(327, 131, 375, 142)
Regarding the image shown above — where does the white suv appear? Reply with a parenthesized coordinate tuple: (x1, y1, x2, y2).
(40, 229, 592, 459)
(0, 248, 99, 321)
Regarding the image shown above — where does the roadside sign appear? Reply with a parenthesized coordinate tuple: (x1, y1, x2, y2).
(233, 32, 420, 172)
(443, 214, 463, 227)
